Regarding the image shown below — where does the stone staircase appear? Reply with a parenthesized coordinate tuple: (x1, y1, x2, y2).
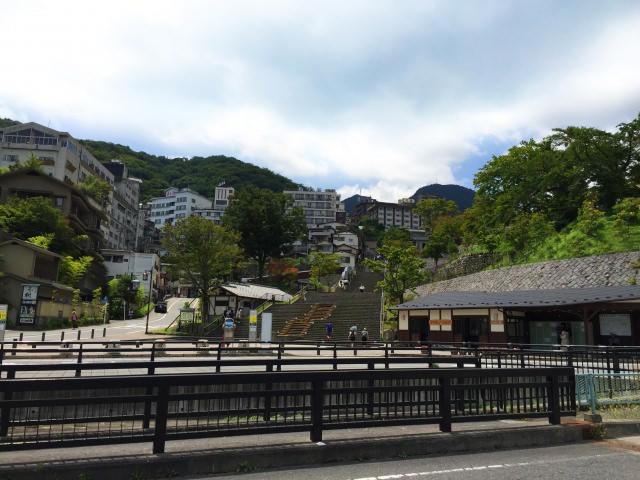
(270, 269, 383, 341)
(276, 303, 335, 339)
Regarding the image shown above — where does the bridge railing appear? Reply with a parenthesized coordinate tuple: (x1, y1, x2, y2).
(0, 367, 575, 454)
(2, 339, 639, 374)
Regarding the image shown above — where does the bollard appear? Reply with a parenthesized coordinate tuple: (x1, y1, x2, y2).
(61, 331, 65, 341)
(19, 333, 23, 341)
(91, 329, 95, 339)
(41, 332, 45, 341)
(77, 330, 81, 341)
(103, 327, 107, 337)
(11, 339, 17, 356)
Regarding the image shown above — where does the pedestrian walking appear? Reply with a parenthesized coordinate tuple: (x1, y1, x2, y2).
(361, 327, 368, 345)
(70, 309, 78, 329)
(326, 321, 333, 340)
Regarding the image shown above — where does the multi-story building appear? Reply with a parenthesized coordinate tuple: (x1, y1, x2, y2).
(147, 187, 212, 227)
(102, 250, 161, 299)
(0, 122, 115, 188)
(284, 187, 344, 227)
(103, 160, 142, 250)
(0, 122, 144, 251)
(361, 198, 422, 230)
(194, 181, 234, 224)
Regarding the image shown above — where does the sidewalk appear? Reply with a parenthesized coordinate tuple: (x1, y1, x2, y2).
(1, 415, 639, 480)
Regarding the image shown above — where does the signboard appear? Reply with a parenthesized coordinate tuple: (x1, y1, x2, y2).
(249, 309, 258, 342)
(179, 308, 195, 323)
(599, 313, 631, 336)
(224, 318, 235, 328)
(260, 312, 272, 343)
(19, 284, 39, 325)
(0, 304, 7, 342)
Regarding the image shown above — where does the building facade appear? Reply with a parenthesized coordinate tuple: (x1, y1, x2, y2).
(147, 187, 213, 227)
(284, 188, 344, 227)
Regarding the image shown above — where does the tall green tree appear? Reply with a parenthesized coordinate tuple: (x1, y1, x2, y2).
(223, 187, 307, 280)
(0, 196, 81, 256)
(363, 244, 428, 305)
(162, 216, 243, 322)
(307, 252, 342, 290)
(414, 198, 460, 235)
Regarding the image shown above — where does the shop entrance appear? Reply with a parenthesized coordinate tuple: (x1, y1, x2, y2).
(453, 316, 488, 346)
(409, 316, 429, 343)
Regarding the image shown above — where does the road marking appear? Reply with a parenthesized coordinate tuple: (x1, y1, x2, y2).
(353, 462, 527, 479)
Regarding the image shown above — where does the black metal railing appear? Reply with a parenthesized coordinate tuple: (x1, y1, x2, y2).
(0, 367, 575, 454)
(2, 339, 639, 375)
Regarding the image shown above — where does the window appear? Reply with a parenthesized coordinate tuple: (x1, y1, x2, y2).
(2, 154, 18, 163)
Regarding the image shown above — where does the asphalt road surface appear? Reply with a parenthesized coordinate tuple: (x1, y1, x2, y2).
(187, 442, 640, 480)
(3, 297, 196, 342)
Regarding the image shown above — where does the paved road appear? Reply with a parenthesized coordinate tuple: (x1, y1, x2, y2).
(2, 297, 196, 343)
(185, 442, 640, 480)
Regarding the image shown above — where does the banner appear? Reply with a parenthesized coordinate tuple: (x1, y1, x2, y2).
(19, 284, 39, 324)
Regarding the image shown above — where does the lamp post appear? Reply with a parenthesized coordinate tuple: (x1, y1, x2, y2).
(145, 263, 154, 334)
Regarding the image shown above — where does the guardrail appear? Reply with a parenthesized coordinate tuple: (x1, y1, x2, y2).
(576, 373, 640, 413)
(0, 367, 575, 454)
(3, 339, 639, 374)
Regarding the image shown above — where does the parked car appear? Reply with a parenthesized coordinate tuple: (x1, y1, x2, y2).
(154, 301, 167, 313)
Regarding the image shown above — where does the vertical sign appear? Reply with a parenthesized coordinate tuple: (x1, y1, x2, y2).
(260, 312, 272, 343)
(0, 304, 7, 342)
(249, 309, 258, 342)
(19, 284, 39, 325)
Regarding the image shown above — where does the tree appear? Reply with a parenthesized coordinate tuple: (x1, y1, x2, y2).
(58, 256, 94, 287)
(107, 274, 142, 319)
(414, 198, 460, 235)
(307, 252, 343, 291)
(363, 244, 428, 305)
(0, 196, 82, 256)
(76, 175, 112, 206)
(223, 187, 307, 280)
(162, 216, 243, 323)
(380, 227, 412, 248)
(422, 217, 461, 267)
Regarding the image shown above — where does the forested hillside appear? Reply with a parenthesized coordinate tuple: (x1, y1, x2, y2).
(80, 140, 303, 202)
(461, 112, 640, 264)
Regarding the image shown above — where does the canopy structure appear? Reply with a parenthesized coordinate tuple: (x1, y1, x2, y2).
(221, 283, 293, 303)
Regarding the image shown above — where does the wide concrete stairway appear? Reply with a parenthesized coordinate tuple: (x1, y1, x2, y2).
(269, 269, 383, 341)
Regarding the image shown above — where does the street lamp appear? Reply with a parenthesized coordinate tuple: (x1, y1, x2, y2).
(145, 263, 154, 334)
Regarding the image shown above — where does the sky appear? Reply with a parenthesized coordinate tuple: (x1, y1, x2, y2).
(1, 1, 640, 202)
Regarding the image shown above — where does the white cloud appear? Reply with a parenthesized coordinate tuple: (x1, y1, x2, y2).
(1, 0, 640, 202)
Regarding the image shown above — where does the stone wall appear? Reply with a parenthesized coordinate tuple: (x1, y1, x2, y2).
(415, 251, 640, 296)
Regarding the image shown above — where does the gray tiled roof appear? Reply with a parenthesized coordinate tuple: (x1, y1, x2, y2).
(393, 285, 640, 310)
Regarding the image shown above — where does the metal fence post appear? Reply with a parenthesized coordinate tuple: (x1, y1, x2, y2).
(75, 344, 83, 377)
(547, 374, 561, 425)
(152, 383, 169, 454)
(310, 379, 324, 443)
(439, 376, 452, 433)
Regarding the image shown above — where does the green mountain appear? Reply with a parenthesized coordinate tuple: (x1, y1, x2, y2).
(410, 184, 475, 211)
(79, 140, 303, 202)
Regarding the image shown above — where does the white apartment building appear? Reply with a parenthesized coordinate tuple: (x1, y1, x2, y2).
(0, 122, 143, 250)
(102, 250, 161, 298)
(148, 187, 212, 227)
(284, 187, 344, 227)
(194, 181, 234, 224)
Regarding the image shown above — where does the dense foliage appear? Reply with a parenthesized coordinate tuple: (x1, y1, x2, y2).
(463, 113, 640, 263)
(79, 140, 303, 202)
(161, 216, 243, 322)
(223, 187, 308, 280)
